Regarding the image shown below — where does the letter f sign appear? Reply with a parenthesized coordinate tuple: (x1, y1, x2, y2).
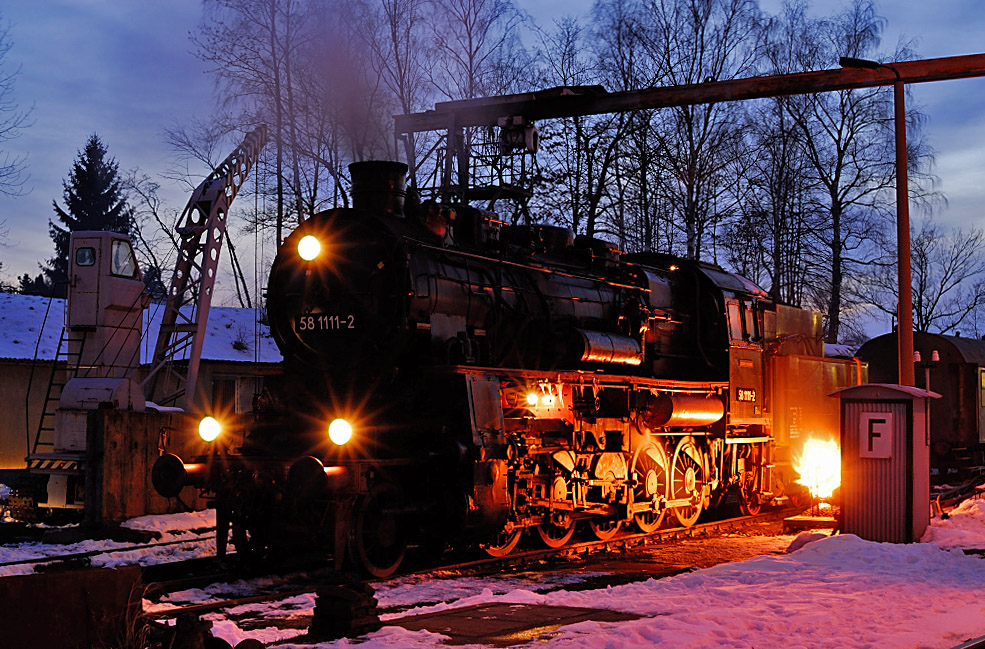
(859, 412, 893, 458)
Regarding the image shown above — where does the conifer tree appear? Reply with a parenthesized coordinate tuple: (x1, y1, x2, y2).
(44, 134, 132, 296)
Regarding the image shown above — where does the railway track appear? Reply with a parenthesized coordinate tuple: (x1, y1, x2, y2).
(954, 635, 985, 649)
(0, 530, 216, 573)
(444, 505, 796, 571)
(142, 506, 799, 624)
(0, 504, 793, 587)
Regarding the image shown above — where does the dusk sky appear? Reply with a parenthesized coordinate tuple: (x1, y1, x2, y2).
(0, 0, 983, 300)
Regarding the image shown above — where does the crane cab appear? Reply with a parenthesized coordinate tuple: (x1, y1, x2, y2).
(67, 231, 146, 378)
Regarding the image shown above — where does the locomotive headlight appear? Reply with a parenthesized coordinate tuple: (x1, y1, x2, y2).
(198, 416, 221, 442)
(298, 235, 321, 261)
(328, 418, 353, 446)
(526, 393, 539, 406)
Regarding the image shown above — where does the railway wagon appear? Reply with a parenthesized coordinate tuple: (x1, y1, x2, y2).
(857, 331, 985, 477)
(153, 161, 860, 576)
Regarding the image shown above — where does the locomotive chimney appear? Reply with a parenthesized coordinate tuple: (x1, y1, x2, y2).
(349, 160, 408, 217)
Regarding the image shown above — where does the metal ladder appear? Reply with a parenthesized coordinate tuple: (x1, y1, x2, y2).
(26, 328, 88, 472)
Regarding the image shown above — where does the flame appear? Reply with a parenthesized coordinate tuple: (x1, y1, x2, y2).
(795, 437, 841, 499)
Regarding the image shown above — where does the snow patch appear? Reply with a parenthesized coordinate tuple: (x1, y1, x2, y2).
(921, 498, 985, 549)
(4, 497, 985, 647)
(785, 531, 828, 553)
(0, 293, 281, 363)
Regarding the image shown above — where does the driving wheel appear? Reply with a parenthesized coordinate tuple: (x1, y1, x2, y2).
(350, 483, 407, 578)
(536, 517, 575, 548)
(482, 526, 522, 557)
(671, 436, 707, 527)
(589, 518, 622, 541)
(632, 440, 668, 533)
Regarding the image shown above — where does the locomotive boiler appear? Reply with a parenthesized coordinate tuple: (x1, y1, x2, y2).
(153, 161, 857, 576)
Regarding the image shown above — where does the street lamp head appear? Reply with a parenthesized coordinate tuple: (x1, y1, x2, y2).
(840, 56, 882, 70)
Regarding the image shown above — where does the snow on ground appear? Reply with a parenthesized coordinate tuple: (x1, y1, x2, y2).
(0, 509, 217, 576)
(239, 504, 985, 649)
(296, 532, 985, 649)
(122, 508, 216, 534)
(922, 498, 985, 550)
(377, 569, 612, 615)
(7, 503, 985, 647)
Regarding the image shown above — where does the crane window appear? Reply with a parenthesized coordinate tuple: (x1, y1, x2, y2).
(75, 247, 96, 267)
(110, 240, 138, 278)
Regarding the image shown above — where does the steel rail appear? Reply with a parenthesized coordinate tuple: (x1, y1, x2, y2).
(0, 531, 215, 569)
(142, 507, 796, 624)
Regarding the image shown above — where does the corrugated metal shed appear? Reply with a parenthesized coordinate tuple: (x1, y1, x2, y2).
(833, 383, 935, 543)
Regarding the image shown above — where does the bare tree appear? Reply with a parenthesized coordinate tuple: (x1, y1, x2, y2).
(163, 117, 240, 190)
(640, 0, 761, 260)
(194, 0, 320, 243)
(0, 15, 31, 196)
(0, 219, 14, 291)
(785, 2, 888, 342)
(532, 17, 629, 238)
(785, 0, 938, 342)
(863, 220, 985, 335)
(159, 120, 273, 308)
(531, 17, 594, 231)
(726, 1, 822, 304)
(121, 170, 179, 300)
(589, 0, 668, 251)
(361, 0, 433, 168)
(428, 0, 526, 101)
(190, 0, 415, 238)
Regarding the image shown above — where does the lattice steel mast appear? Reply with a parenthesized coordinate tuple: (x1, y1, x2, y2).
(141, 126, 268, 410)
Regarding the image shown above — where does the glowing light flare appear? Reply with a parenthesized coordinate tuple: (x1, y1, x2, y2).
(329, 418, 353, 445)
(198, 416, 221, 442)
(525, 386, 561, 409)
(795, 437, 841, 499)
(298, 235, 321, 261)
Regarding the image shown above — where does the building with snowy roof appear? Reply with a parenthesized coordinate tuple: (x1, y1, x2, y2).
(0, 292, 282, 473)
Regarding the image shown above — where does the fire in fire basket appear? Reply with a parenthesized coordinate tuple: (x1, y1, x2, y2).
(795, 437, 841, 500)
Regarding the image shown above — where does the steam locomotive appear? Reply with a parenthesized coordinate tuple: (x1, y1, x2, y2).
(153, 161, 858, 576)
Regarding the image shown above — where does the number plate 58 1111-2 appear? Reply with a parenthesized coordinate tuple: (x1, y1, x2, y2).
(296, 314, 355, 331)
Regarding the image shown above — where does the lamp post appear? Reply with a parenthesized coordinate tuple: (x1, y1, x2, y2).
(840, 57, 914, 385)
(913, 349, 940, 392)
